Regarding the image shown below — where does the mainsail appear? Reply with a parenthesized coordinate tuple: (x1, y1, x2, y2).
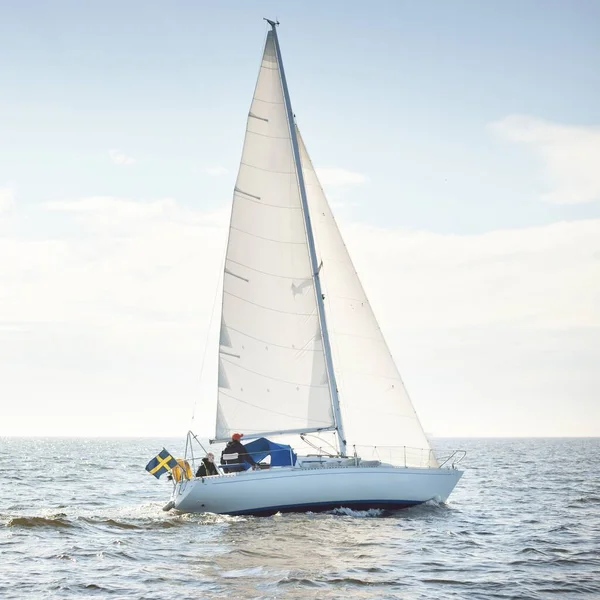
(215, 31, 335, 440)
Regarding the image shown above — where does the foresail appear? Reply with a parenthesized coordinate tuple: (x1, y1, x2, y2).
(297, 129, 438, 468)
(215, 32, 335, 441)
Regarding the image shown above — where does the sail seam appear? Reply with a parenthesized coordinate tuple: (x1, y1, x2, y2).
(246, 129, 290, 140)
(253, 97, 282, 104)
(234, 192, 302, 210)
(220, 357, 327, 388)
(229, 225, 306, 245)
(223, 290, 317, 316)
(219, 390, 332, 424)
(221, 322, 320, 351)
(240, 161, 294, 175)
(226, 258, 310, 280)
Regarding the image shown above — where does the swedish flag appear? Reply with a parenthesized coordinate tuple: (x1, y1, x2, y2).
(145, 448, 178, 479)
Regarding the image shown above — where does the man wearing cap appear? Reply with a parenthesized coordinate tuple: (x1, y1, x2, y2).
(221, 433, 257, 473)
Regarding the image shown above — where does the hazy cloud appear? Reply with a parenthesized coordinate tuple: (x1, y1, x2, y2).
(203, 165, 228, 177)
(108, 149, 137, 166)
(0, 188, 14, 212)
(46, 196, 177, 219)
(1, 195, 598, 436)
(490, 115, 600, 205)
(316, 167, 368, 186)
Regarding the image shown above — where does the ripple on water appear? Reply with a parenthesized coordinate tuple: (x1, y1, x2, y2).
(1, 437, 600, 600)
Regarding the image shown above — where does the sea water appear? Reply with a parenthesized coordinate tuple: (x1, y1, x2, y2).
(1, 437, 599, 599)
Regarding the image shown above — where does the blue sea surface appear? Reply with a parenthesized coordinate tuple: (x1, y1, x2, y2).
(1, 437, 599, 599)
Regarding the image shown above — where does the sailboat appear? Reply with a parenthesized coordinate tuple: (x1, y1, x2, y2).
(167, 20, 464, 516)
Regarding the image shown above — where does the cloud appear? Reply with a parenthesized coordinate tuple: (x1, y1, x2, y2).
(203, 165, 228, 177)
(108, 149, 136, 166)
(1, 195, 599, 436)
(340, 218, 600, 437)
(489, 115, 600, 205)
(46, 196, 177, 219)
(343, 219, 600, 331)
(316, 167, 368, 186)
(0, 188, 14, 212)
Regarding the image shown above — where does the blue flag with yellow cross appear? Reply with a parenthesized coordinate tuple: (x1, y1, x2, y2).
(145, 448, 178, 479)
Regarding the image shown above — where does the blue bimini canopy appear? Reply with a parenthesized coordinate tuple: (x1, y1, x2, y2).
(243, 438, 297, 467)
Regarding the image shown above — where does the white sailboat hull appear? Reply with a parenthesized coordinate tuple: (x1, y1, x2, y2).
(171, 466, 463, 516)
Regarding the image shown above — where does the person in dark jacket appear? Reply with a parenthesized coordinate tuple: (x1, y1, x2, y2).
(221, 433, 257, 473)
(195, 453, 218, 477)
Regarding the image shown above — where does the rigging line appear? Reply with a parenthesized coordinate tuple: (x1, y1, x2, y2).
(301, 433, 339, 456)
(226, 257, 310, 280)
(234, 191, 302, 210)
(220, 356, 327, 388)
(274, 39, 345, 455)
(223, 290, 317, 316)
(229, 225, 306, 245)
(190, 236, 227, 426)
(240, 161, 294, 175)
(219, 390, 332, 424)
(222, 322, 320, 352)
(321, 269, 346, 453)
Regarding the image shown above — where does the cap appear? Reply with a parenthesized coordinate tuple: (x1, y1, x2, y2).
(231, 433, 243, 441)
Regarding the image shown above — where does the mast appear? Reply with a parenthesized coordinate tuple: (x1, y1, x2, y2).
(268, 20, 347, 456)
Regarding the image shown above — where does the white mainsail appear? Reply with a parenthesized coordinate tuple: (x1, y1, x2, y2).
(215, 31, 335, 440)
(297, 130, 438, 468)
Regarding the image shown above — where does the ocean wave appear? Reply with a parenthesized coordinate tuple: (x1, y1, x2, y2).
(5, 515, 74, 529)
(3, 437, 599, 600)
(2, 511, 217, 532)
(569, 495, 600, 505)
(276, 577, 324, 588)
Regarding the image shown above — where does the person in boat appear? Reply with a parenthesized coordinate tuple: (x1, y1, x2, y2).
(221, 433, 257, 472)
(195, 452, 218, 477)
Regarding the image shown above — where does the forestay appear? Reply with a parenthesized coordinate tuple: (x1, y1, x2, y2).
(297, 129, 438, 468)
(215, 31, 335, 440)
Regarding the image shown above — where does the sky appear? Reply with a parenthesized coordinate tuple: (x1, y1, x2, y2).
(1, 0, 599, 438)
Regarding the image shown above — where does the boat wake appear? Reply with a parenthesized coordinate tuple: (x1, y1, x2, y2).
(1, 502, 246, 532)
(4, 515, 74, 529)
(328, 507, 385, 518)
